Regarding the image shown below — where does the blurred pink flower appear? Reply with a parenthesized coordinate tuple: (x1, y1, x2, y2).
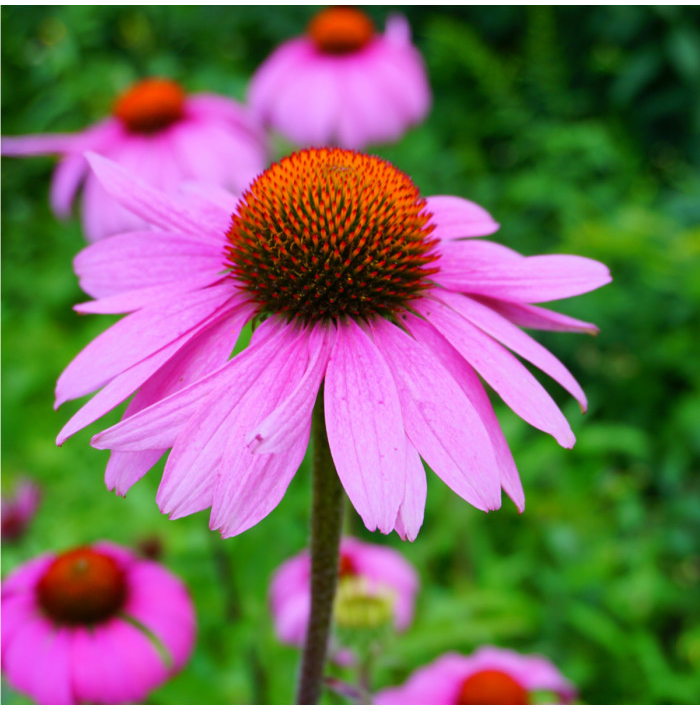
(1, 478, 41, 543)
(1, 542, 196, 704)
(55, 148, 610, 539)
(374, 647, 577, 704)
(2, 78, 267, 241)
(249, 7, 430, 148)
(270, 537, 418, 650)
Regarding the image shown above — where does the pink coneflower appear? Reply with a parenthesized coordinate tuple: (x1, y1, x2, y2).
(270, 537, 418, 650)
(374, 647, 577, 704)
(2, 78, 267, 241)
(56, 147, 610, 540)
(1, 478, 41, 543)
(249, 7, 430, 148)
(1, 542, 196, 704)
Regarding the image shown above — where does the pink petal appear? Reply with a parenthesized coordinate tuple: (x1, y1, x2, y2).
(475, 297, 599, 334)
(414, 298, 575, 448)
(324, 320, 406, 534)
(92, 318, 283, 453)
(74, 229, 225, 299)
(84, 152, 223, 242)
(393, 440, 427, 542)
(372, 319, 501, 511)
(247, 322, 335, 453)
(436, 253, 612, 303)
(1, 133, 84, 155)
(49, 153, 87, 218)
(1, 595, 40, 658)
(56, 283, 235, 406)
(438, 291, 588, 411)
(105, 450, 164, 497)
(426, 195, 500, 240)
(268, 552, 311, 646)
(406, 314, 524, 512)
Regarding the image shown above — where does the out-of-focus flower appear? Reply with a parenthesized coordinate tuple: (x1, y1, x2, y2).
(2, 78, 267, 241)
(269, 537, 418, 650)
(1, 542, 196, 704)
(1, 478, 41, 543)
(249, 7, 430, 149)
(56, 148, 610, 539)
(374, 647, 577, 704)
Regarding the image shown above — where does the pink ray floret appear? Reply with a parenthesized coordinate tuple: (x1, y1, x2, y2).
(249, 8, 430, 149)
(1, 542, 196, 704)
(374, 646, 577, 704)
(269, 537, 419, 652)
(55, 148, 611, 540)
(2, 78, 267, 241)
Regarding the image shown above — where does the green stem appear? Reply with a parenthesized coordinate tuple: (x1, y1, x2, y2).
(296, 389, 345, 704)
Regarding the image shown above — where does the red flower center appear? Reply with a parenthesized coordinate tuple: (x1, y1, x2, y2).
(37, 548, 127, 625)
(113, 78, 185, 134)
(226, 148, 439, 323)
(456, 669, 530, 705)
(338, 553, 357, 577)
(308, 7, 375, 55)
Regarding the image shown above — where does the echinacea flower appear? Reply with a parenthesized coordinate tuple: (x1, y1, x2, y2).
(56, 147, 610, 540)
(1, 542, 196, 704)
(2, 77, 267, 241)
(374, 647, 576, 705)
(249, 7, 430, 148)
(1, 478, 41, 543)
(270, 537, 418, 650)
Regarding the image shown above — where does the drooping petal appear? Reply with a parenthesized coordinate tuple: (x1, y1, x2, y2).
(324, 320, 406, 534)
(49, 153, 88, 218)
(393, 440, 427, 542)
(426, 195, 500, 240)
(1, 133, 85, 155)
(475, 296, 599, 334)
(105, 450, 164, 497)
(268, 551, 311, 646)
(414, 298, 575, 448)
(438, 290, 588, 411)
(406, 314, 524, 511)
(371, 319, 501, 512)
(435, 253, 612, 303)
(56, 283, 234, 406)
(247, 322, 335, 453)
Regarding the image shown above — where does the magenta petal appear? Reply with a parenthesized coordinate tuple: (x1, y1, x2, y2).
(372, 319, 501, 512)
(476, 297, 599, 334)
(406, 314, 524, 512)
(247, 322, 335, 453)
(1, 133, 85, 155)
(56, 284, 234, 406)
(439, 291, 588, 412)
(105, 450, 164, 496)
(324, 320, 406, 534)
(84, 152, 222, 241)
(394, 440, 427, 542)
(426, 195, 500, 240)
(269, 552, 311, 646)
(49, 153, 87, 218)
(416, 298, 575, 448)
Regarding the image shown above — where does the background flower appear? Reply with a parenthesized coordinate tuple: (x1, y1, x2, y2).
(269, 537, 419, 650)
(374, 647, 576, 704)
(1, 542, 196, 704)
(1, 478, 41, 543)
(2, 78, 267, 241)
(249, 7, 430, 149)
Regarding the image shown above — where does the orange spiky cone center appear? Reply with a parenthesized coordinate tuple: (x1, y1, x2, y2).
(225, 148, 439, 324)
(114, 78, 185, 134)
(456, 669, 530, 705)
(308, 7, 375, 54)
(37, 548, 127, 625)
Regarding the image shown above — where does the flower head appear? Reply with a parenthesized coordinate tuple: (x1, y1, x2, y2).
(373, 647, 577, 704)
(1, 542, 196, 704)
(2, 77, 267, 241)
(56, 148, 610, 540)
(249, 8, 430, 149)
(269, 537, 418, 651)
(1, 478, 41, 543)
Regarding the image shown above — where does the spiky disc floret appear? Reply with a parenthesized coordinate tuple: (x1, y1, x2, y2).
(225, 148, 439, 323)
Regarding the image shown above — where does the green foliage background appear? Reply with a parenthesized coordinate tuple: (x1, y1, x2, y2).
(2, 5, 699, 704)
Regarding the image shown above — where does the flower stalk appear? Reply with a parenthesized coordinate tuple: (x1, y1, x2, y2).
(296, 388, 345, 704)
